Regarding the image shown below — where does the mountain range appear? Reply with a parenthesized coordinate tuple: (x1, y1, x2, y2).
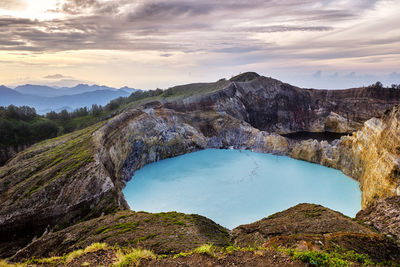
(0, 84, 140, 114)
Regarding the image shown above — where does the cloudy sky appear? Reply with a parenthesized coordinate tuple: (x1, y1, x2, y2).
(0, 0, 399, 89)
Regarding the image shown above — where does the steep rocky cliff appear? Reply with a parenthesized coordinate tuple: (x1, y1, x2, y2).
(289, 105, 400, 209)
(1, 72, 400, 258)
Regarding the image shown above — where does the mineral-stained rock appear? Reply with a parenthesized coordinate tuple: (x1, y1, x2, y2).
(290, 106, 400, 209)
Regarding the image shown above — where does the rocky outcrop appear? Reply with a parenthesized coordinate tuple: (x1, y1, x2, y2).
(1, 72, 400, 258)
(231, 204, 400, 263)
(231, 204, 373, 247)
(357, 196, 400, 241)
(289, 105, 400, 209)
(11, 210, 229, 260)
(165, 73, 400, 134)
(11, 204, 400, 265)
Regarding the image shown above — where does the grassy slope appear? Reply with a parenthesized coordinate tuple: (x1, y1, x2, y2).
(0, 123, 101, 203)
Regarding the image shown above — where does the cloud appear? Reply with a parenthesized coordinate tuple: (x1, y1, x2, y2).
(44, 74, 72, 79)
(1, 0, 399, 91)
(0, 0, 26, 10)
(0, 0, 382, 53)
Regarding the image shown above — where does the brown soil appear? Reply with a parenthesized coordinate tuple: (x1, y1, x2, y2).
(35, 249, 306, 267)
(67, 250, 116, 267)
(139, 250, 306, 267)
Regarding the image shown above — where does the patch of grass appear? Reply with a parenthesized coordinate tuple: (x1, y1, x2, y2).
(172, 251, 192, 259)
(57, 243, 108, 263)
(96, 222, 139, 234)
(160, 79, 230, 100)
(193, 244, 216, 257)
(0, 259, 26, 267)
(113, 248, 156, 267)
(84, 242, 109, 253)
(155, 212, 188, 226)
(282, 247, 377, 267)
(24, 256, 62, 265)
(117, 214, 131, 220)
(96, 226, 108, 234)
(65, 248, 85, 263)
(134, 234, 157, 243)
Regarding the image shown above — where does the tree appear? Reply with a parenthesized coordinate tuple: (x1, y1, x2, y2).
(46, 111, 58, 120)
(90, 104, 103, 116)
(374, 81, 383, 89)
(33, 121, 59, 140)
(59, 109, 70, 121)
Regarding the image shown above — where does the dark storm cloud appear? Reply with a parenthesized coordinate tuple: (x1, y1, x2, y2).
(0, 0, 382, 54)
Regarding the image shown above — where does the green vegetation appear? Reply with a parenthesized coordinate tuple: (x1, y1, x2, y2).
(154, 212, 188, 226)
(160, 79, 229, 99)
(0, 106, 58, 156)
(134, 234, 157, 243)
(367, 81, 400, 90)
(192, 244, 216, 257)
(96, 222, 139, 235)
(281, 247, 384, 267)
(113, 248, 156, 267)
(22, 124, 98, 198)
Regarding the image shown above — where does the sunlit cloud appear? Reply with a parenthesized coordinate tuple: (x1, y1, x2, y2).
(0, 0, 398, 89)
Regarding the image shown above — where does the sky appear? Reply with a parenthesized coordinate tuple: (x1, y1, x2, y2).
(0, 0, 399, 89)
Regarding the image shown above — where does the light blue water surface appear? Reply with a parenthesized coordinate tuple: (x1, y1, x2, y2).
(123, 149, 361, 229)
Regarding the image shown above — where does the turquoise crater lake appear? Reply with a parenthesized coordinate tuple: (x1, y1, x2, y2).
(123, 149, 361, 229)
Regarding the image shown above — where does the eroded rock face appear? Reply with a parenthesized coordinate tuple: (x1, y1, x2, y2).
(357, 196, 400, 241)
(1, 73, 400, 257)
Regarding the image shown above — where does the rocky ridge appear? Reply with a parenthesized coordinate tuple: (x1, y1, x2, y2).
(1, 72, 400, 259)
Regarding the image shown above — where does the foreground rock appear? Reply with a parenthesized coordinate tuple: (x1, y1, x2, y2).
(232, 204, 400, 263)
(9, 204, 400, 266)
(231, 204, 373, 246)
(12, 211, 229, 260)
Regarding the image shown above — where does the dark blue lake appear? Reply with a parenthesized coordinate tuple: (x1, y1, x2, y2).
(123, 149, 361, 229)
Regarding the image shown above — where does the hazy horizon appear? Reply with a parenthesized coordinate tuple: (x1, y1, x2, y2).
(1, 0, 399, 89)
(2, 70, 399, 91)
